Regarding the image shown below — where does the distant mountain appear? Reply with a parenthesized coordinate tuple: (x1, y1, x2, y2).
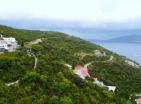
(108, 35, 141, 43)
(1, 19, 141, 40)
(92, 35, 141, 43)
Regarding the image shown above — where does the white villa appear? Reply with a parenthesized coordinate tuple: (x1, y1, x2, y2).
(73, 63, 117, 92)
(0, 34, 17, 51)
(93, 77, 116, 92)
(74, 64, 90, 79)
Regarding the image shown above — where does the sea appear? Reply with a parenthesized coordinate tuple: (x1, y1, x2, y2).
(93, 42, 141, 65)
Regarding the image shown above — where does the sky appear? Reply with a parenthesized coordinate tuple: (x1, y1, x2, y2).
(0, 0, 141, 23)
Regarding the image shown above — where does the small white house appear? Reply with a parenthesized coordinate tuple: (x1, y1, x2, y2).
(93, 77, 116, 92)
(93, 77, 105, 87)
(107, 86, 116, 92)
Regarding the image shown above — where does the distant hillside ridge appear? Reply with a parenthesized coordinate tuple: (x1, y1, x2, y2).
(91, 35, 141, 43)
(0, 25, 45, 44)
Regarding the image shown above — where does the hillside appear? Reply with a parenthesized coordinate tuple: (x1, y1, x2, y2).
(0, 25, 46, 44)
(0, 25, 141, 104)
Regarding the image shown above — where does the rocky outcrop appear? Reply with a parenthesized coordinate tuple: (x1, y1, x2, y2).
(93, 50, 106, 57)
(125, 60, 140, 68)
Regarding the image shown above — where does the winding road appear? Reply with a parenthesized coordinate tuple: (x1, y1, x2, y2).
(26, 38, 42, 70)
(33, 54, 38, 70)
(5, 39, 42, 86)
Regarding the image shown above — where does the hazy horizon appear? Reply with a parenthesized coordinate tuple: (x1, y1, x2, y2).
(1, 0, 141, 23)
(1, 0, 141, 40)
(1, 18, 141, 40)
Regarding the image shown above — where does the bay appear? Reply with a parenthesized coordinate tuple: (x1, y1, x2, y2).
(94, 42, 141, 65)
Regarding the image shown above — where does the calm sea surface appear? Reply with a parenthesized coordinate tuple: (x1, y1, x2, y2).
(95, 42, 141, 65)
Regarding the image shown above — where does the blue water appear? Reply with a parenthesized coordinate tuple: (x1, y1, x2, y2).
(95, 42, 141, 65)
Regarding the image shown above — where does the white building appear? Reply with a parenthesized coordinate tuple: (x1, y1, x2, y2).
(107, 86, 116, 92)
(93, 77, 105, 87)
(3, 37, 16, 43)
(0, 41, 8, 50)
(0, 34, 17, 51)
(93, 77, 116, 92)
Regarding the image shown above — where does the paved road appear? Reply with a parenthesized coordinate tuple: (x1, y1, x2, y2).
(26, 38, 41, 70)
(33, 55, 38, 70)
(6, 80, 19, 86)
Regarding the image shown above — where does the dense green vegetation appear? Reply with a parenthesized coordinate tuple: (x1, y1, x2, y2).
(0, 51, 34, 82)
(0, 52, 116, 104)
(89, 61, 141, 99)
(0, 25, 45, 44)
(0, 25, 141, 104)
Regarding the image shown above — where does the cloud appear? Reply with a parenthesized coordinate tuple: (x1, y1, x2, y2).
(0, 0, 141, 22)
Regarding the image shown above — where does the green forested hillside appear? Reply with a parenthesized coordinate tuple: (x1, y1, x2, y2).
(0, 25, 141, 104)
(0, 25, 45, 44)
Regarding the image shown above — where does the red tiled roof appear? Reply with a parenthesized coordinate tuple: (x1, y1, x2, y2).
(74, 64, 90, 79)
(136, 98, 141, 104)
(75, 64, 83, 69)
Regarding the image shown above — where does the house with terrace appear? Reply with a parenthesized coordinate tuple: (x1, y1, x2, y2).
(74, 64, 90, 79)
(93, 77, 116, 92)
(135, 98, 141, 104)
(74, 63, 116, 92)
(0, 34, 18, 52)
